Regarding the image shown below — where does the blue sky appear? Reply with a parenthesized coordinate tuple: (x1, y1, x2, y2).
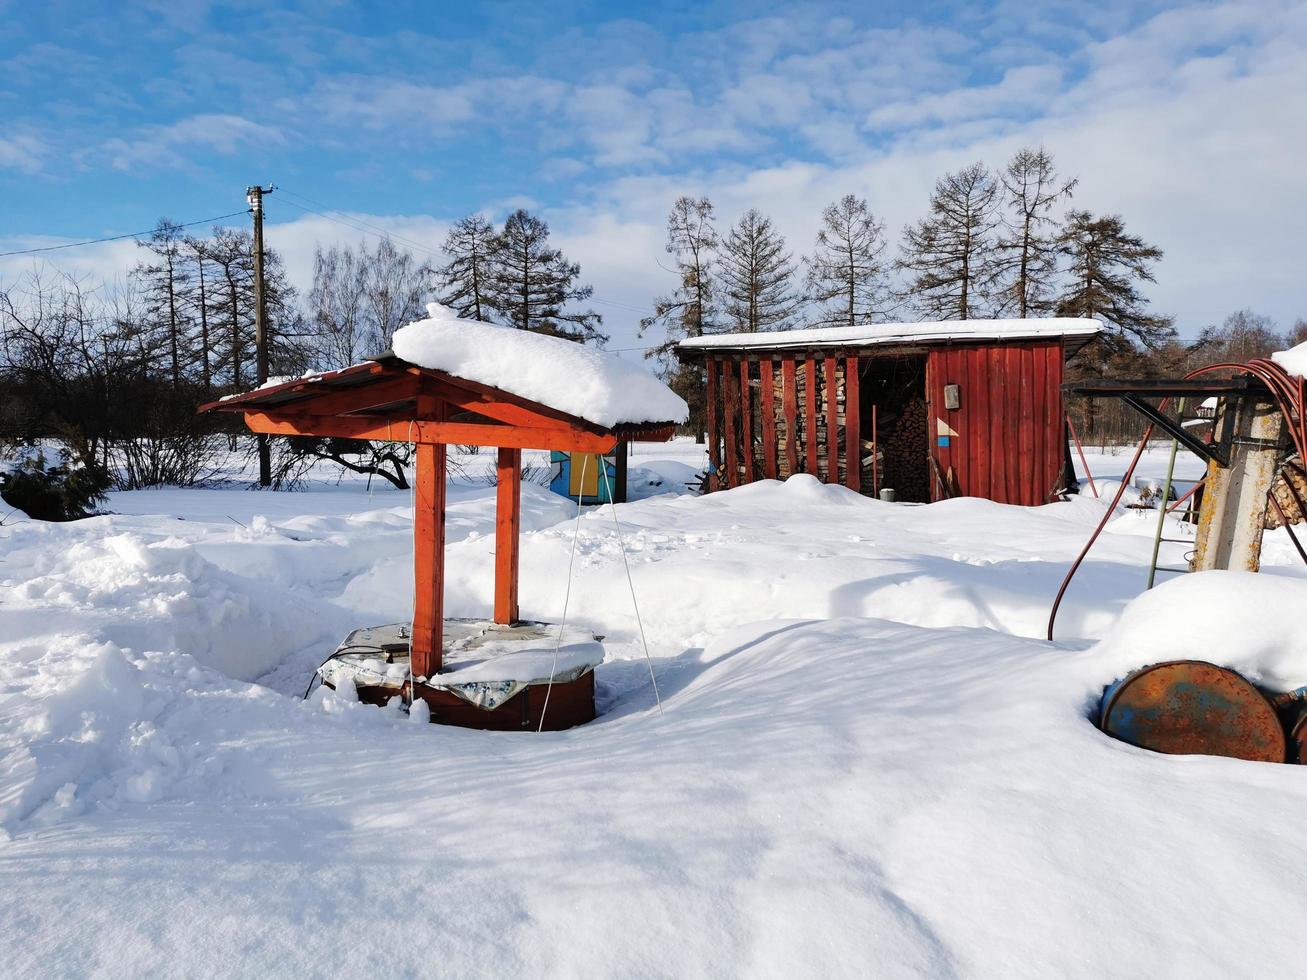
(3, 0, 1305, 351)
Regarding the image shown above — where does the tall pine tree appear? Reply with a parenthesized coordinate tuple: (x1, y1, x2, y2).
(640, 196, 719, 437)
(1056, 211, 1174, 350)
(488, 209, 605, 343)
(437, 214, 499, 322)
(717, 208, 801, 333)
(805, 194, 889, 327)
(991, 148, 1077, 317)
(898, 162, 998, 320)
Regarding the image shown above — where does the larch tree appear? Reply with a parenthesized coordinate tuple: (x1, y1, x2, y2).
(437, 214, 499, 322)
(308, 243, 371, 368)
(805, 194, 889, 327)
(488, 209, 605, 343)
(991, 148, 1077, 317)
(717, 208, 801, 333)
(639, 196, 719, 437)
(183, 236, 214, 394)
(134, 219, 192, 385)
(1055, 211, 1175, 351)
(898, 162, 999, 320)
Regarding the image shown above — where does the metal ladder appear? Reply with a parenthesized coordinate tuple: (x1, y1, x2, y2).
(1145, 398, 1196, 588)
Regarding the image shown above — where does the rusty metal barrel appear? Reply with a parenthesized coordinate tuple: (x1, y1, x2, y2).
(1099, 660, 1286, 763)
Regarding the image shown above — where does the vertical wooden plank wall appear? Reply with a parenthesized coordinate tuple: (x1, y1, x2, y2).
(705, 357, 720, 489)
(759, 358, 778, 479)
(781, 358, 799, 477)
(804, 358, 819, 476)
(823, 356, 839, 484)
(844, 356, 860, 493)
(926, 341, 1064, 505)
(739, 360, 755, 483)
(721, 359, 738, 488)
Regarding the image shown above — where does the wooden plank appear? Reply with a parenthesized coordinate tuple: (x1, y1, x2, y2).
(1032, 344, 1048, 502)
(824, 356, 839, 484)
(241, 411, 620, 453)
(411, 393, 446, 680)
(804, 358, 819, 475)
(759, 358, 778, 479)
(263, 373, 420, 418)
(844, 355, 860, 493)
(739, 359, 755, 483)
(1017, 346, 1035, 505)
(721, 358, 739, 487)
(494, 447, 521, 625)
(705, 357, 720, 490)
(971, 348, 990, 501)
(781, 358, 799, 478)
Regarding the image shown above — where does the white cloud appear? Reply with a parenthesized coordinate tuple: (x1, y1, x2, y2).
(0, 134, 45, 174)
(97, 114, 286, 172)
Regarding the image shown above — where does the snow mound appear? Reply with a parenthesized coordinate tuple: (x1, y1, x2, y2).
(1088, 570, 1307, 690)
(1271, 340, 1307, 378)
(392, 303, 688, 428)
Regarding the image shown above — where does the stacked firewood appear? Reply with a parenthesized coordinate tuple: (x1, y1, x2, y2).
(1266, 460, 1307, 528)
(877, 397, 930, 502)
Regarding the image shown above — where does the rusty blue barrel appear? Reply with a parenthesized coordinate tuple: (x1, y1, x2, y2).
(1099, 660, 1285, 763)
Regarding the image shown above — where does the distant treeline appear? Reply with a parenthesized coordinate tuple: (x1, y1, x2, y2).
(2, 147, 1304, 495)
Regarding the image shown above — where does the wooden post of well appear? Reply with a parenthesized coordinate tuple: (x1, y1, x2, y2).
(494, 447, 522, 624)
(411, 393, 447, 680)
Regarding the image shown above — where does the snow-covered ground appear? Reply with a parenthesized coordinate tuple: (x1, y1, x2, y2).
(2, 438, 1306, 978)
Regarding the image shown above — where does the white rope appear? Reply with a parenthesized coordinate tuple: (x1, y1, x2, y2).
(537, 452, 589, 732)
(600, 463, 664, 717)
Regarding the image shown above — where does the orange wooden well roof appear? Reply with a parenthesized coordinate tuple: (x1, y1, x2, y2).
(200, 356, 678, 453)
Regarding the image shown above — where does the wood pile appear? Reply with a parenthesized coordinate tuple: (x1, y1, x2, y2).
(877, 396, 930, 502)
(1266, 460, 1307, 528)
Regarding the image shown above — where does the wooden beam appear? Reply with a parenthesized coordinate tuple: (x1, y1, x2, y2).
(411, 394, 446, 680)
(844, 355, 860, 493)
(705, 357, 720, 491)
(241, 411, 619, 453)
(494, 448, 522, 625)
(264, 373, 420, 418)
(781, 357, 798, 478)
(721, 360, 739, 488)
(804, 358, 818, 475)
(739, 359, 755, 483)
(759, 358, 777, 480)
(824, 356, 839, 484)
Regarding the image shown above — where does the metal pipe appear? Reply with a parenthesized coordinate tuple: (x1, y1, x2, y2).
(1066, 413, 1098, 498)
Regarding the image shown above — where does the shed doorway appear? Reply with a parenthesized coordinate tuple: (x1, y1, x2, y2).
(858, 354, 929, 503)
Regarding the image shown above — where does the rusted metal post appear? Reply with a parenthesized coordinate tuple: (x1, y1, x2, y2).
(1191, 396, 1288, 573)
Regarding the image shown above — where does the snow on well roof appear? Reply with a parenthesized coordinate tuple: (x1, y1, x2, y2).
(390, 304, 688, 429)
(677, 317, 1102, 352)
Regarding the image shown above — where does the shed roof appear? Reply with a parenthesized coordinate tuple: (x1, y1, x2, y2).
(677, 317, 1101, 355)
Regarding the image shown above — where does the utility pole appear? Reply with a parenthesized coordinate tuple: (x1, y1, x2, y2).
(247, 184, 275, 487)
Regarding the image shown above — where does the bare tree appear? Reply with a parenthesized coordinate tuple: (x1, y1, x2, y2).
(991, 148, 1077, 317)
(134, 219, 192, 384)
(718, 208, 801, 332)
(898, 162, 999, 320)
(805, 194, 890, 327)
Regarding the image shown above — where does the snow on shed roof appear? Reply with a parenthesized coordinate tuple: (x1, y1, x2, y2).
(677, 317, 1101, 353)
(391, 304, 688, 428)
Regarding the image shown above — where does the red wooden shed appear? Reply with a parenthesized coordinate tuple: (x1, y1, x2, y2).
(202, 307, 685, 729)
(677, 318, 1100, 506)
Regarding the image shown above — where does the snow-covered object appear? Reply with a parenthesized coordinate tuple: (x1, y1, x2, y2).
(391, 303, 688, 428)
(1271, 340, 1307, 378)
(677, 316, 1100, 351)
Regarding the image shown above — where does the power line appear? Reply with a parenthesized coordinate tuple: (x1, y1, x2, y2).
(0, 210, 251, 259)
